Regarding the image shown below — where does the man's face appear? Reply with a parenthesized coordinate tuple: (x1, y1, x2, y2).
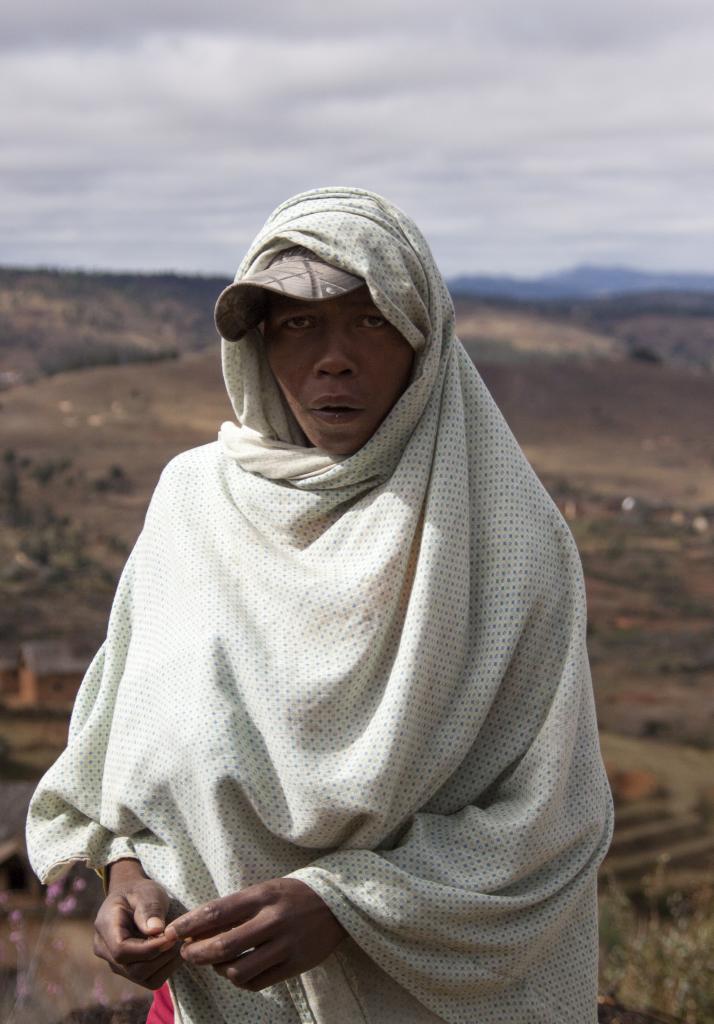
(262, 284, 414, 456)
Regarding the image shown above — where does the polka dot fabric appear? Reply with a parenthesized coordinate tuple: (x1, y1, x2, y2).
(26, 187, 614, 1023)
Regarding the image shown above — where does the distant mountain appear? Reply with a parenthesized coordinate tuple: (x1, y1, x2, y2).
(448, 265, 714, 300)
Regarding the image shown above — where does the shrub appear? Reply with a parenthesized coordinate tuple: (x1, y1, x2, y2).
(599, 861, 714, 1023)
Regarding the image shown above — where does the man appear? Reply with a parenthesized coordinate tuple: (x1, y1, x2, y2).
(27, 187, 614, 1024)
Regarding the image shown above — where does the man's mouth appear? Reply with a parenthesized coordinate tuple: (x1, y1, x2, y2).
(310, 406, 364, 423)
(308, 395, 365, 423)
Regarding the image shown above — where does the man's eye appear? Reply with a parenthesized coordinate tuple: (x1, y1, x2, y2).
(283, 316, 314, 329)
(360, 314, 387, 328)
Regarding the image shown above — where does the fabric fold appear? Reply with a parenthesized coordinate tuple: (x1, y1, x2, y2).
(285, 542, 613, 1022)
(218, 421, 340, 481)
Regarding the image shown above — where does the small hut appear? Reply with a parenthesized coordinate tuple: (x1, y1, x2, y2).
(0, 781, 41, 908)
(14, 640, 91, 710)
(0, 643, 18, 702)
(0, 780, 104, 915)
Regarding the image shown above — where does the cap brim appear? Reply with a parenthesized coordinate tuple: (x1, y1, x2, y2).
(214, 257, 364, 341)
(214, 283, 271, 342)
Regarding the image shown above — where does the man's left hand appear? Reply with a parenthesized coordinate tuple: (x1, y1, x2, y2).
(162, 877, 347, 991)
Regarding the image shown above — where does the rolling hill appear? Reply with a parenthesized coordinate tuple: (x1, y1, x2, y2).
(0, 266, 229, 385)
(2, 266, 714, 386)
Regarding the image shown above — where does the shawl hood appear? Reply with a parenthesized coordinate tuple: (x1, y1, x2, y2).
(218, 187, 439, 487)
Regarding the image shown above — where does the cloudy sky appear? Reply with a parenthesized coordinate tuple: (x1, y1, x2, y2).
(2, 0, 714, 277)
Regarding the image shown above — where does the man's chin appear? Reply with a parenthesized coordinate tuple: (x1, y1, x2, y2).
(300, 415, 371, 456)
(304, 429, 366, 457)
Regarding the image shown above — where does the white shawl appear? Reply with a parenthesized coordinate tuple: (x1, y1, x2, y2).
(26, 186, 614, 1024)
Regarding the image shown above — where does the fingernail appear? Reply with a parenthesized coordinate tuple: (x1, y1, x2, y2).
(146, 916, 164, 931)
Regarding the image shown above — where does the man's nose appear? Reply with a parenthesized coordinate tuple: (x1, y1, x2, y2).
(312, 329, 358, 376)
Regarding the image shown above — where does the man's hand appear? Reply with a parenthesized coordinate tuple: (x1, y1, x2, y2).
(92, 857, 182, 990)
(162, 877, 347, 992)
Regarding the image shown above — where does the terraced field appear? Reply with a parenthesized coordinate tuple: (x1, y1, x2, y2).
(601, 797, 714, 897)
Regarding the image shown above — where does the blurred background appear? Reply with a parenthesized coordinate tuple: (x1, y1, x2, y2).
(1, 2, 712, 1022)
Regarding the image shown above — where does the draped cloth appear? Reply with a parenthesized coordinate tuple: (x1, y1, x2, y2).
(26, 186, 614, 1024)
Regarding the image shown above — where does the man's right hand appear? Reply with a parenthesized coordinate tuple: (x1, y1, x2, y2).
(93, 857, 183, 991)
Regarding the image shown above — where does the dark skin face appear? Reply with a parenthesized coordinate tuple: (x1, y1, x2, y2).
(261, 284, 414, 456)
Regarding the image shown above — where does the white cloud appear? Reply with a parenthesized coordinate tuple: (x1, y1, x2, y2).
(1, 0, 714, 276)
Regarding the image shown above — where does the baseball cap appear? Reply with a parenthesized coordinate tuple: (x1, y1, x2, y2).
(214, 245, 365, 341)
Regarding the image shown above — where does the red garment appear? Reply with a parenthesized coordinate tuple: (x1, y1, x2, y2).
(146, 982, 174, 1024)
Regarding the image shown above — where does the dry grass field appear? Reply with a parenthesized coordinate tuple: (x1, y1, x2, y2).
(476, 357, 714, 508)
(0, 915, 150, 1023)
(1, 288, 712, 1022)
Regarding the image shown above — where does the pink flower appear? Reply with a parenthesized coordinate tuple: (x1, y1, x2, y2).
(45, 881, 64, 904)
(71, 876, 87, 892)
(57, 895, 78, 915)
(9, 909, 23, 923)
(92, 977, 109, 1006)
(15, 976, 31, 1000)
(9, 930, 23, 944)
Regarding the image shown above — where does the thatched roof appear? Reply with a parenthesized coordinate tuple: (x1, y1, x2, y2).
(19, 639, 93, 677)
